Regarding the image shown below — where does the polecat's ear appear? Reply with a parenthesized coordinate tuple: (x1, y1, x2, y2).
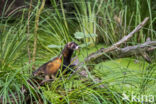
(67, 42, 71, 47)
(67, 42, 75, 46)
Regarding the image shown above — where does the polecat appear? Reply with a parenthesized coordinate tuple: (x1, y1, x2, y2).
(33, 42, 79, 80)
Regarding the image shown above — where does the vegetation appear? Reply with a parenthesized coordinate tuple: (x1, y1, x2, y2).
(0, 0, 156, 103)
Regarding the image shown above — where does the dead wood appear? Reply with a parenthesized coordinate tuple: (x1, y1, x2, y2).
(74, 17, 156, 88)
(85, 17, 149, 62)
(94, 40, 156, 63)
(75, 17, 149, 72)
(76, 17, 150, 72)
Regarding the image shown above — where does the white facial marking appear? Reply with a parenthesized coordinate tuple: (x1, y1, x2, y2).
(75, 46, 79, 50)
(71, 43, 74, 48)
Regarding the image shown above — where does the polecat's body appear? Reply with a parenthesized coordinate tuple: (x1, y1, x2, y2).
(33, 42, 79, 80)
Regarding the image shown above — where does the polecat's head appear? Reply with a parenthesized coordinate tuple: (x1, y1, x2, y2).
(66, 42, 79, 50)
(60, 42, 79, 58)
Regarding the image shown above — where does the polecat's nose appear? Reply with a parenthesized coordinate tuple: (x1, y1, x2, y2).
(75, 46, 79, 50)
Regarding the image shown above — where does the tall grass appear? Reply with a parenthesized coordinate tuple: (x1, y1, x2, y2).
(74, 0, 97, 45)
(0, 2, 47, 104)
(96, 0, 156, 44)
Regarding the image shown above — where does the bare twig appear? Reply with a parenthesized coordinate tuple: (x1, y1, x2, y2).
(32, 0, 46, 70)
(27, 0, 33, 69)
(40, 79, 54, 85)
(118, 41, 156, 54)
(6, 5, 26, 17)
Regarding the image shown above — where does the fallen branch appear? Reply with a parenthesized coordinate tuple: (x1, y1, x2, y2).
(75, 17, 151, 87)
(96, 40, 156, 62)
(117, 41, 156, 57)
(78, 40, 156, 87)
(85, 17, 149, 62)
(32, 0, 46, 70)
(76, 17, 149, 71)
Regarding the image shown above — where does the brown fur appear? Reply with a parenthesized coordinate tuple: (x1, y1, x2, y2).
(46, 58, 62, 75)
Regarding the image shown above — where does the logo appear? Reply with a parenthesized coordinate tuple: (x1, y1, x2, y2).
(122, 92, 155, 103)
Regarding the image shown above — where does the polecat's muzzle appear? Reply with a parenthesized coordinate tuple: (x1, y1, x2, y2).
(74, 46, 79, 50)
